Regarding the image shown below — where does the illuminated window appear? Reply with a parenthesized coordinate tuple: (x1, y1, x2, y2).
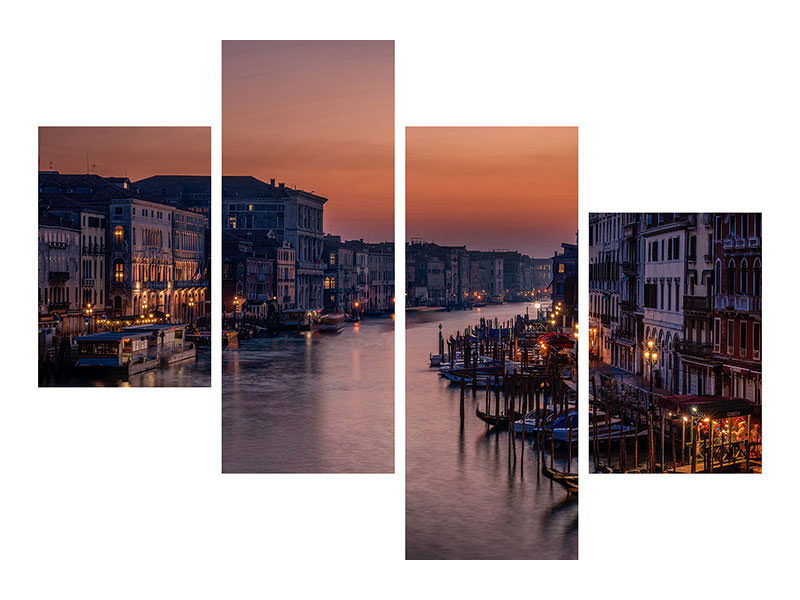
(114, 226, 124, 244)
(324, 277, 331, 290)
(228, 216, 237, 229)
(114, 260, 124, 282)
(558, 264, 565, 273)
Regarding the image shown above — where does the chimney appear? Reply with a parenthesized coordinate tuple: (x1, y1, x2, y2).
(270, 178, 276, 187)
(278, 182, 285, 188)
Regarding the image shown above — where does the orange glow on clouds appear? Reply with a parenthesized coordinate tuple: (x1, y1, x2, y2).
(38, 127, 210, 180)
(223, 41, 394, 242)
(406, 127, 577, 257)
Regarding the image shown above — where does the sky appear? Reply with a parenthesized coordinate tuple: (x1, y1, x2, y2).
(38, 127, 210, 181)
(222, 40, 394, 242)
(406, 127, 578, 258)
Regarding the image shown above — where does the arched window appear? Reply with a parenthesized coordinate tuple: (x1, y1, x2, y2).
(740, 259, 748, 295)
(714, 260, 722, 292)
(113, 259, 124, 282)
(727, 259, 736, 294)
(114, 226, 124, 244)
(323, 277, 331, 290)
(753, 259, 761, 296)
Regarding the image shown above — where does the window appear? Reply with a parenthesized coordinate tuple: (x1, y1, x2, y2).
(715, 216, 721, 240)
(114, 226, 124, 244)
(714, 260, 721, 292)
(114, 260, 124, 282)
(753, 323, 760, 359)
(740, 259, 748, 295)
(727, 321, 734, 354)
(740, 321, 747, 358)
(753, 259, 761, 296)
(727, 259, 735, 294)
(558, 264, 565, 273)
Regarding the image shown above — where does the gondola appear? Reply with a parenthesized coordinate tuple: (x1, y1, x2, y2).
(475, 408, 524, 428)
(542, 464, 579, 494)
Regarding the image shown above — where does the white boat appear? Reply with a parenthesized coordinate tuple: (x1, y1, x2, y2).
(318, 313, 345, 333)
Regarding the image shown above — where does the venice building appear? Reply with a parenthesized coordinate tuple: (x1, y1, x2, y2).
(223, 176, 326, 312)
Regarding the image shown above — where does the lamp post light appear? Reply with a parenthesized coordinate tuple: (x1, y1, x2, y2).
(84, 303, 94, 334)
(643, 339, 658, 414)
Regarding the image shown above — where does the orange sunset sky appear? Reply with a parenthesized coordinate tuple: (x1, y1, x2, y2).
(406, 127, 578, 258)
(223, 40, 394, 242)
(38, 127, 210, 180)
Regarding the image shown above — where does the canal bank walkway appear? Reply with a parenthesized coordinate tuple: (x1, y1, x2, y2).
(589, 360, 671, 397)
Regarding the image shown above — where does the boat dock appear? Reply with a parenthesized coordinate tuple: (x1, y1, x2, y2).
(591, 373, 761, 473)
(431, 312, 579, 488)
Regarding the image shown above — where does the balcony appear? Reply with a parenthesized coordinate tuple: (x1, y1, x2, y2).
(48, 271, 70, 283)
(48, 241, 67, 249)
(621, 261, 637, 274)
(748, 237, 761, 248)
(623, 223, 637, 238)
(683, 295, 711, 313)
(82, 244, 106, 255)
(614, 328, 636, 343)
(679, 340, 713, 358)
(620, 299, 639, 312)
(48, 302, 70, 311)
(714, 294, 761, 313)
(83, 278, 96, 287)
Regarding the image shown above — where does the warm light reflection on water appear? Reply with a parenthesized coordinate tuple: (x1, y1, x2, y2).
(222, 320, 394, 473)
(406, 303, 577, 560)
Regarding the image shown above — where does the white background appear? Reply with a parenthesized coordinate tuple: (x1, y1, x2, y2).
(2, 1, 798, 598)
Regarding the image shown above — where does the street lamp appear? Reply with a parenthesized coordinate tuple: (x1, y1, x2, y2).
(84, 303, 94, 334)
(643, 339, 658, 394)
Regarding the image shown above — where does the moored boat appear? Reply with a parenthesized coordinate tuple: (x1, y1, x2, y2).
(318, 313, 345, 333)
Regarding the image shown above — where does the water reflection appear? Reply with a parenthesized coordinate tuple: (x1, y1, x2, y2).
(406, 303, 578, 560)
(222, 319, 394, 473)
(46, 348, 210, 387)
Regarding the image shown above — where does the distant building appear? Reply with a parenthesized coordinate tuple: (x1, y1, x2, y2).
(222, 176, 326, 311)
(551, 241, 577, 327)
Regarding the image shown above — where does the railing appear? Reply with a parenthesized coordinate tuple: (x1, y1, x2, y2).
(735, 238, 746, 248)
(83, 279, 96, 287)
(48, 241, 67, 249)
(678, 340, 713, 357)
(714, 294, 761, 313)
(48, 271, 70, 282)
(82, 245, 105, 255)
(620, 299, 639, 312)
(48, 302, 70, 311)
(683, 295, 711, 312)
(621, 261, 637, 273)
(723, 239, 733, 249)
(748, 237, 760, 248)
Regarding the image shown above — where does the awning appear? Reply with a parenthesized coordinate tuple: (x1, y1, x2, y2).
(657, 395, 755, 419)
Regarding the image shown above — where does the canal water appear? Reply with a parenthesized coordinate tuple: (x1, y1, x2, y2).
(406, 303, 578, 560)
(222, 318, 395, 473)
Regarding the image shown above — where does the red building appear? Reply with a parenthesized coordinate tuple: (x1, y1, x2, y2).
(712, 213, 762, 403)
